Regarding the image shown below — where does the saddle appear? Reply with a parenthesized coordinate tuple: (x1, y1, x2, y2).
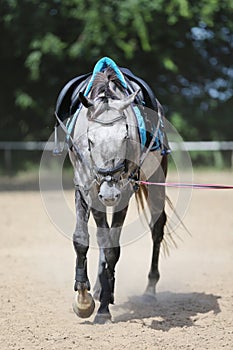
(55, 57, 170, 155)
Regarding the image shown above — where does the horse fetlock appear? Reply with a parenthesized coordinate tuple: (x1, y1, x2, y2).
(74, 280, 90, 292)
(148, 271, 160, 283)
(145, 273, 160, 297)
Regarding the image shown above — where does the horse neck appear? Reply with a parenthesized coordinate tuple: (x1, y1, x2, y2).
(124, 104, 141, 172)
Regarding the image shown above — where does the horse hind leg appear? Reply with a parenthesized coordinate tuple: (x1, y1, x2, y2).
(143, 155, 167, 301)
(93, 247, 105, 300)
(144, 209, 166, 300)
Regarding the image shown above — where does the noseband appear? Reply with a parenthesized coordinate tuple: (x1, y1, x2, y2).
(95, 161, 128, 186)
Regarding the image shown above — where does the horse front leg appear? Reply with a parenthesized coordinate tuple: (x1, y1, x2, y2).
(72, 189, 95, 318)
(92, 206, 128, 323)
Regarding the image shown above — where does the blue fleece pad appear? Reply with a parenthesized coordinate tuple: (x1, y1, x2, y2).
(67, 57, 163, 152)
(84, 57, 127, 96)
(133, 106, 161, 151)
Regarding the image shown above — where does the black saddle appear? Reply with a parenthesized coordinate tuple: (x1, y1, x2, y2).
(54, 58, 170, 155)
(55, 68, 158, 121)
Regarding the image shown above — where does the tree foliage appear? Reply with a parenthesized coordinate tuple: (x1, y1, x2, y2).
(1, 0, 233, 141)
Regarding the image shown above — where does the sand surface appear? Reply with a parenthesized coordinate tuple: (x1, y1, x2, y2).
(0, 171, 232, 349)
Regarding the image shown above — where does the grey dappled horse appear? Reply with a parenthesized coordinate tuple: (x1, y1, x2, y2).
(69, 67, 168, 323)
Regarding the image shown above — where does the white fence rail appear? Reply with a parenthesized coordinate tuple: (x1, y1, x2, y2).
(169, 141, 233, 151)
(1, 140, 233, 151)
(1, 141, 233, 169)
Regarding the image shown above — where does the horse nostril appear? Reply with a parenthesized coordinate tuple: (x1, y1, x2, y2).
(115, 193, 120, 199)
(98, 194, 103, 199)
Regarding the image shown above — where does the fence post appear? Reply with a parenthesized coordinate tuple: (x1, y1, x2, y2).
(4, 147, 12, 171)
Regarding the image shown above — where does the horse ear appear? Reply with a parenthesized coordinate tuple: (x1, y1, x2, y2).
(125, 89, 140, 108)
(78, 92, 94, 108)
(111, 89, 140, 110)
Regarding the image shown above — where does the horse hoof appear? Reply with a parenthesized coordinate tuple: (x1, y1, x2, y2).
(73, 290, 95, 318)
(142, 292, 157, 305)
(94, 313, 112, 324)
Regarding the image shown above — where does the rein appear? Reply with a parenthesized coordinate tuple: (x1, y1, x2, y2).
(137, 180, 233, 190)
(54, 112, 85, 163)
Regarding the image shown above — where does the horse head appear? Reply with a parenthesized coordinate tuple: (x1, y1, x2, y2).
(78, 90, 139, 207)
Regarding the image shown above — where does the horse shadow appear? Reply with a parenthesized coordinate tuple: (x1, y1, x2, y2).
(112, 291, 221, 331)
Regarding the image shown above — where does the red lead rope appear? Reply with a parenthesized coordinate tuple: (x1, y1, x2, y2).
(137, 181, 233, 190)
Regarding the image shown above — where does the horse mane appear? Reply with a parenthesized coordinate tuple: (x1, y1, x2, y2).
(90, 66, 125, 100)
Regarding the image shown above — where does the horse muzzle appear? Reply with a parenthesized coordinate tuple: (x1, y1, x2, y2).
(98, 182, 122, 207)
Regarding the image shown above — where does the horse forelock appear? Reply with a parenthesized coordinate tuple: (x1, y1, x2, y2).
(90, 66, 124, 100)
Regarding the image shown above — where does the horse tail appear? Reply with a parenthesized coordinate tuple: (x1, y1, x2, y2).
(135, 184, 149, 223)
(165, 194, 191, 236)
(135, 155, 167, 222)
(135, 182, 190, 255)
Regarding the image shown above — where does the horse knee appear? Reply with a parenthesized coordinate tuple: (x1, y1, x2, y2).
(105, 247, 120, 270)
(73, 242, 88, 262)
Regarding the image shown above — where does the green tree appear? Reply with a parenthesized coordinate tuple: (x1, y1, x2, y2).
(0, 0, 233, 141)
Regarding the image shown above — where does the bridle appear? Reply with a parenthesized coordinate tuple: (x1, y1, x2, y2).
(95, 162, 127, 185)
(86, 110, 130, 190)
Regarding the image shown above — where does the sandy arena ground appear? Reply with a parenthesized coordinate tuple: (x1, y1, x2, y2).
(0, 171, 232, 349)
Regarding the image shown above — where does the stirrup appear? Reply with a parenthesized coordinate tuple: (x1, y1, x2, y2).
(53, 125, 63, 156)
